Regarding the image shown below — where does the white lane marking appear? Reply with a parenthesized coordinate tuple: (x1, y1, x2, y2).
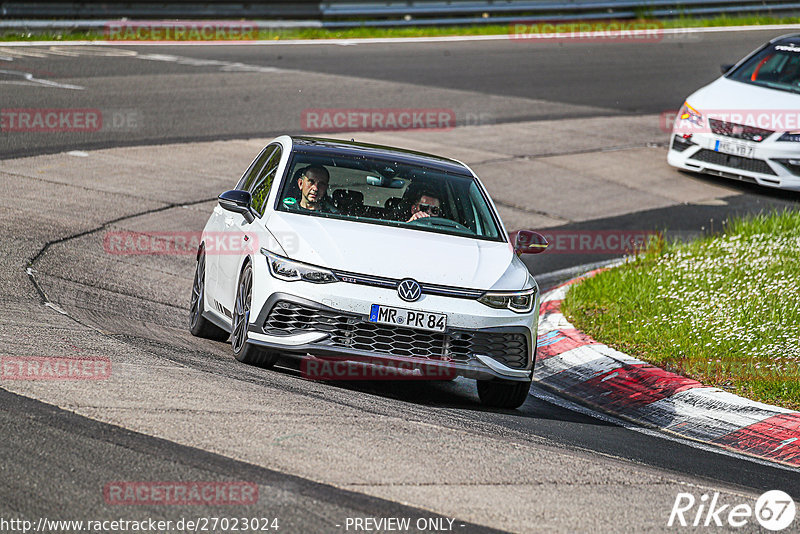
(530, 385, 800, 473)
(0, 46, 49, 57)
(0, 44, 284, 76)
(46, 45, 138, 57)
(0, 69, 84, 89)
(132, 52, 282, 73)
(0, 23, 798, 47)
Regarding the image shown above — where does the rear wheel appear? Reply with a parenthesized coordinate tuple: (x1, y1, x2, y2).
(231, 262, 278, 368)
(189, 250, 228, 341)
(477, 379, 532, 409)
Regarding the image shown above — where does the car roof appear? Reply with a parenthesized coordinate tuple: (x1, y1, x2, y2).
(771, 33, 800, 45)
(289, 136, 472, 176)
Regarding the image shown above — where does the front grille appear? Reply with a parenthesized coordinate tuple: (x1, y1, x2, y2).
(333, 322, 448, 359)
(264, 301, 528, 369)
(709, 119, 772, 142)
(689, 149, 777, 176)
(264, 302, 351, 335)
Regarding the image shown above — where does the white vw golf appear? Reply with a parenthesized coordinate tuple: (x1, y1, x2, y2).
(190, 136, 548, 408)
(668, 33, 800, 191)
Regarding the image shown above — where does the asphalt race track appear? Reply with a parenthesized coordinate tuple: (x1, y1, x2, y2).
(1, 28, 799, 532)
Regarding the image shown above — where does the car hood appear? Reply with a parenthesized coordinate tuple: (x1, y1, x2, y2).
(264, 212, 528, 290)
(686, 77, 800, 121)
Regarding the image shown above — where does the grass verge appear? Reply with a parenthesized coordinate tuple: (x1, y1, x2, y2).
(562, 210, 800, 410)
(1, 14, 799, 42)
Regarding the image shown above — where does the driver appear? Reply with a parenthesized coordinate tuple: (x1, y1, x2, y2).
(297, 165, 337, 212)
(407, 190, 442, 222)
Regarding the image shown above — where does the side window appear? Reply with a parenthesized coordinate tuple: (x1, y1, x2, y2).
(250, 146, 282, 216)
(237, 145, 277, 192)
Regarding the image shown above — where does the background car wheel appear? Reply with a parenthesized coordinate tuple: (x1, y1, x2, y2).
(231, 262, 278, 368)
(189, 250, 229, 341)
(477, 379, 532, 409)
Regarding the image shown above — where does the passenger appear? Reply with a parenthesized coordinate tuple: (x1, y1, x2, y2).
(407, 190, 442, 222)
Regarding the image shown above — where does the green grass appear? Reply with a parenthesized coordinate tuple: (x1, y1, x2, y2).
(562, 210, 800, 410)
(1, 14, 799, 42)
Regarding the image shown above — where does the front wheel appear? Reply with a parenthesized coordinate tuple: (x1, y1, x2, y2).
(477, 379, 531, 409)
(231, 262, 278, 368)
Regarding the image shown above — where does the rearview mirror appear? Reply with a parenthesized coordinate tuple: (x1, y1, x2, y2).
(514, 230, 548, 255)
(218, 190, 256, 224)
(366, 175, 405, 188)
(720, 63, 734, 74)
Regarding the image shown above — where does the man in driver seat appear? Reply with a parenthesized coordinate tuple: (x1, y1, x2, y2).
(407, 190, 442, 222)
(296, 165, 337, 213)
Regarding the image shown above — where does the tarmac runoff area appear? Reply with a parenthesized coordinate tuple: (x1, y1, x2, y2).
(0, 114, 793, 531)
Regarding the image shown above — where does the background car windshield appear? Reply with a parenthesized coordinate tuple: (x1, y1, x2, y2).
(276, 153, 504, 241)
(729, 43, 800, 93)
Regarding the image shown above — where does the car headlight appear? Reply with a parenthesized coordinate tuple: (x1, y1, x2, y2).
(478, 287, 537, 313)
(260, 249, 338, 283)
(676, 101, 703, 130)
(777, 131, 800, 142)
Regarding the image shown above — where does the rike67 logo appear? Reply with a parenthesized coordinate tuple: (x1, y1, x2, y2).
(668, 490, 796, 531)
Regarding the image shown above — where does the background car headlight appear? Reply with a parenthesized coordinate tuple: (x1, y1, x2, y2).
(478, 288, 537, 313)
(261, 249, 338, 283)
(777, 132, 800, 142)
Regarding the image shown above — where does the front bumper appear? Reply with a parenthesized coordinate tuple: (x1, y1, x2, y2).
(246, 292, 535, 382)
(667, 132, 800, 191)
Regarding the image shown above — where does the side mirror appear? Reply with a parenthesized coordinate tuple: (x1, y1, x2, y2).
(514, 230, 548, 255)
(218, 190, 256, 224)
(720, 64, 734, 74)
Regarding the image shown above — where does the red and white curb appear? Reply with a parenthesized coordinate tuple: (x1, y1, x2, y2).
(534, 269, 800, 469)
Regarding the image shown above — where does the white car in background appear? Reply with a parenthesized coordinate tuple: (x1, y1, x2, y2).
(189, 136, 548, 409)
(668, 33, 800, 191)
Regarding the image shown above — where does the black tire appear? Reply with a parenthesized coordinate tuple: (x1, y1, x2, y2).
(189, 250, 229, 341)
(231, 262, 278, 368)
(477, 379, 532, 409)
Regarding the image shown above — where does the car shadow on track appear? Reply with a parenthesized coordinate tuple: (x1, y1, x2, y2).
(269, 356, 616, 426)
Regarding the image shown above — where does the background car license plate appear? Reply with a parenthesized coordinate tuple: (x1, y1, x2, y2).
(369, 304, 447, 332)
(715, 139, 754, 158)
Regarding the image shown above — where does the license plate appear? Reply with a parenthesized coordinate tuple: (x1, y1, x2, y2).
(369, 304, 447, 332)
(715, 139, 754, 158)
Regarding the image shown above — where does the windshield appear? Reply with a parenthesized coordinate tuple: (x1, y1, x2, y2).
(275, 151, 504, 241)
(728, 42, 800, 94)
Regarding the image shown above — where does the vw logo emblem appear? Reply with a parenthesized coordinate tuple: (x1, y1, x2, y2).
(397, 279, 422, 302)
